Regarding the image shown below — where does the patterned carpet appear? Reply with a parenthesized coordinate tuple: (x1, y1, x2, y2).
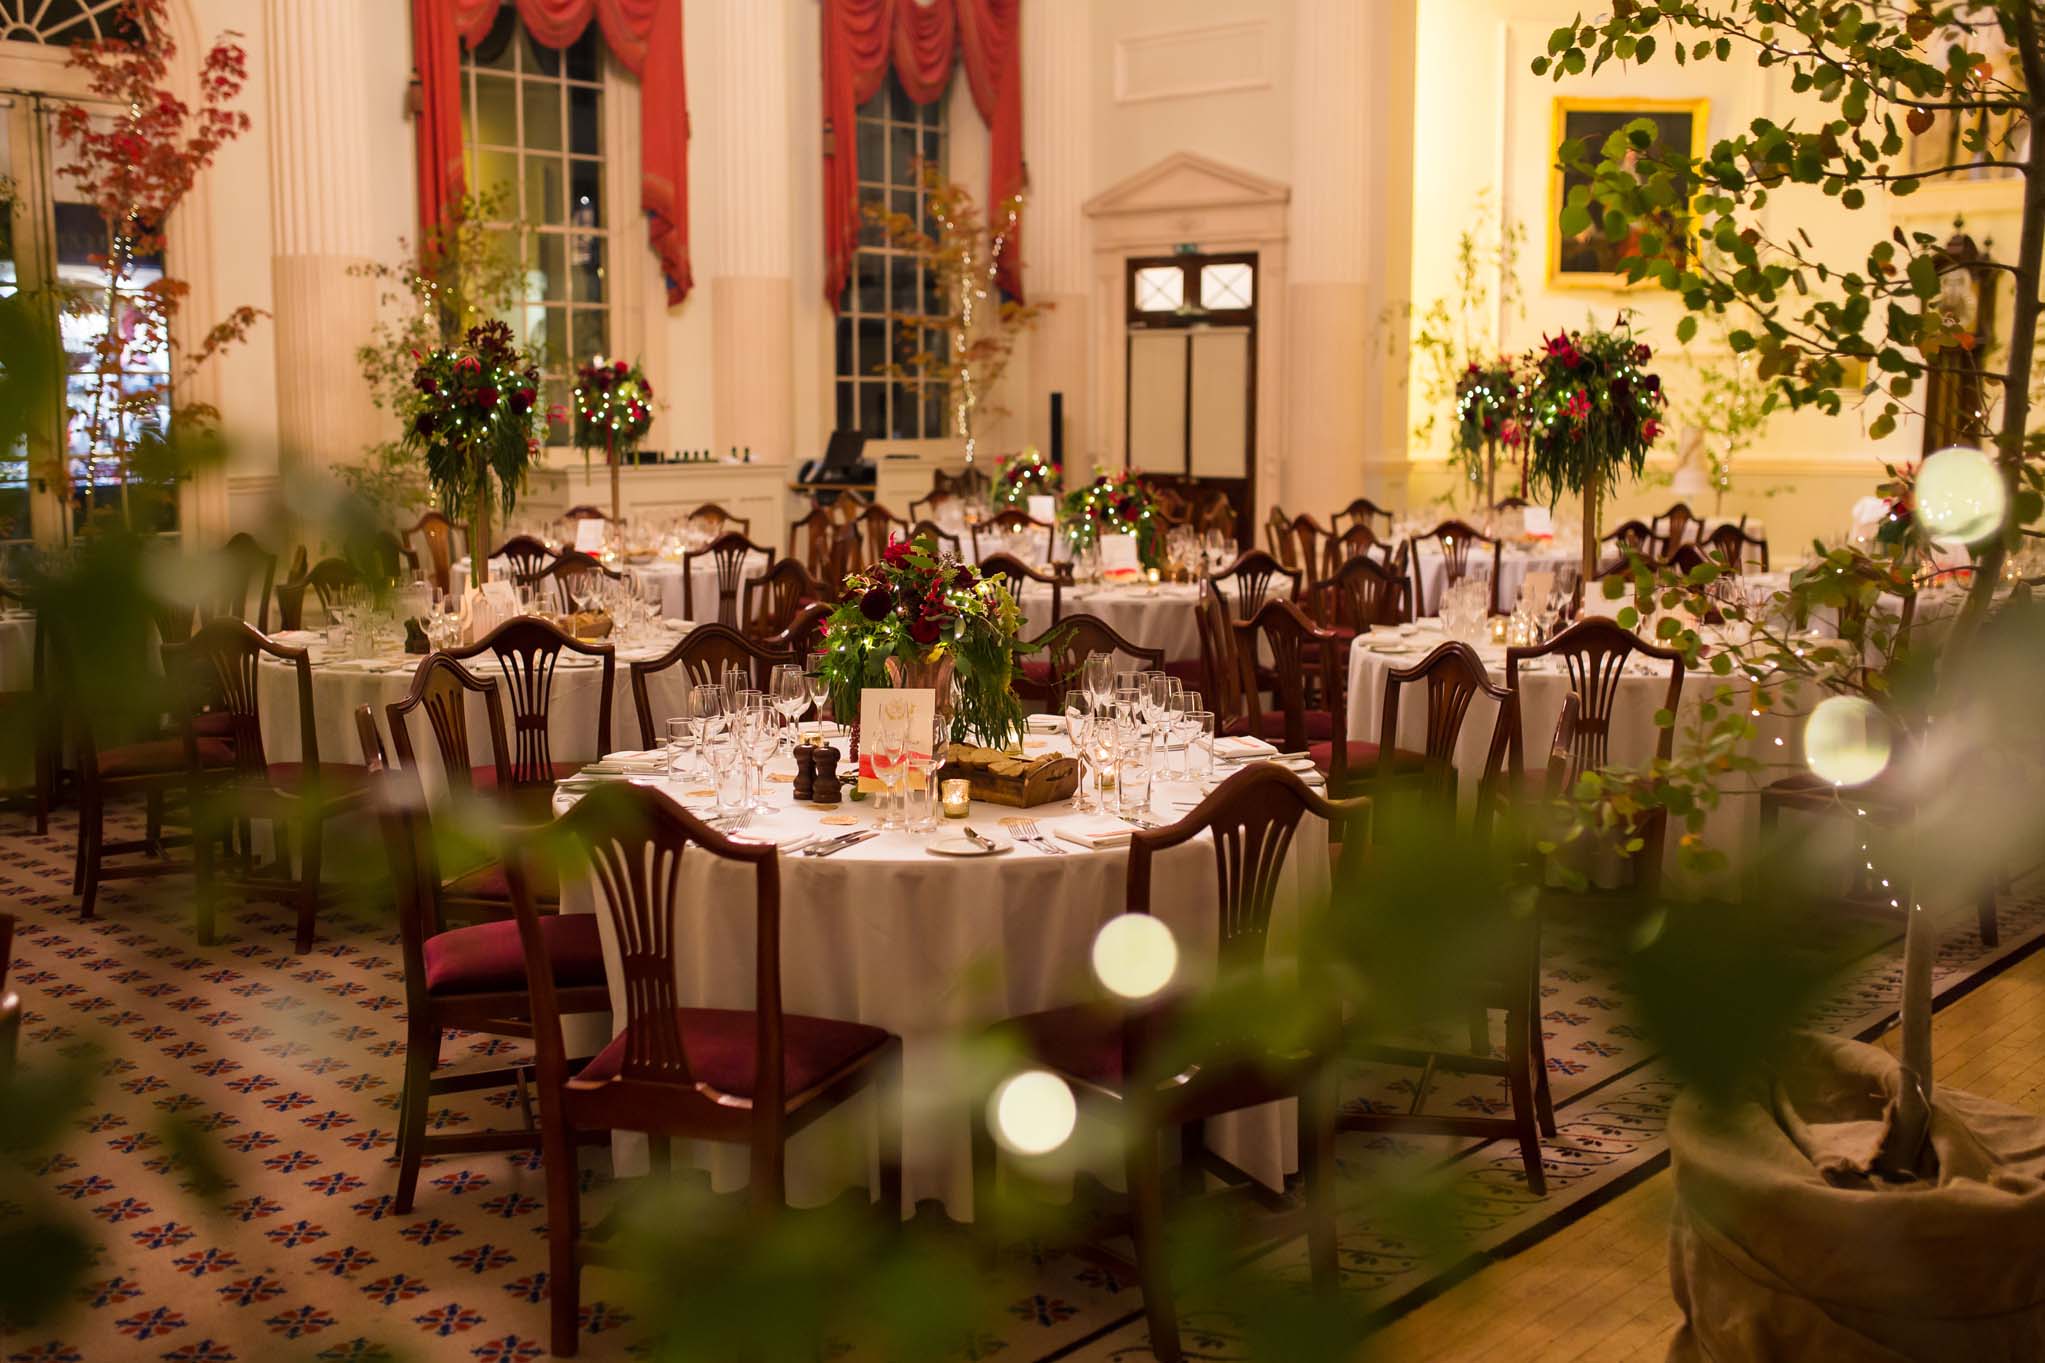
(2, 808, 2041, 1363)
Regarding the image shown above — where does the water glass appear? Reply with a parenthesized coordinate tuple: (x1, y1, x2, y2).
(1118, 743, 1155, 818)
(1182, 711, 1216, 784)
(665, 717, 690, 780)
(903, 757, 937, 832)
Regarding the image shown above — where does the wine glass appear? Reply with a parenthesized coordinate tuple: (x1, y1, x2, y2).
(805, 650, 831, 736)
(1158, 678, 1187, 780)
(1083, 653, 1114, 712)
(699, 725, 744, 820)
(1062, 689, 1094, 812)
(686, 683, 725, 777)
(742, 702, 782, 809)
(772, 665, 809, 747)
(869, 707, 910, 831)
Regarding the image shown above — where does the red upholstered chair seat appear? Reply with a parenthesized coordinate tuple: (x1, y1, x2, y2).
(98, 737, 233, 778)
(1162, 658, 1205, 692)
(466, 761, 585, 790)
(1019, 658, 1056, 686)
(443, 856, 562, 905)
(1307, 740, 1430, 775)
(576, 1007, 892, 1100)
(190, 712, 238, 739)
(999, 1000, 1175, 1092)
(422, 912, 605, 996)
(1250, 709, 1334, 743)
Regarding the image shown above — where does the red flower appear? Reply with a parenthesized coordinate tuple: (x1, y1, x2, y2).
(472, 385, 500, 410)
(1632, 343, 1652, 364)
(859, 586, 892, 620)
(1565, 389, 1591, 421)
(613, 359, 629, 377)
(883, 536, 913, 565)
(412, 412, 435, 437)
(511, 387, 536, 413)
(1641, 418, 1662, 442)
(907, 616, 941, 645)
(456, 355, 481, 375)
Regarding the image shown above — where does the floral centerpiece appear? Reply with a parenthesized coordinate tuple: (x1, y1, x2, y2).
(1519, 320, 1665, 580)
(815, 534, 1026, 751)
(992, 447, 1060, 508)
(401, 320, 544, 587)
(572, 356, 655, 520)
(1058, 470, 1160, 569)
(1453, 356, 1524, 506)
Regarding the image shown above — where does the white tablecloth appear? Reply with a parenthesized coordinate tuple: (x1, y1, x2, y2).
(1345, 623, 1801, 871)
(254, 629, 697, 782)
(553, 748, 1331, 1219)
(1017, 582, 1202, 662)
(0, 611, 35, 691)
(455, 554, 771, 627)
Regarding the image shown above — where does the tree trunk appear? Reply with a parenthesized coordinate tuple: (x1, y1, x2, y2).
(471, 480, 492, 589)
(1581, 480, 1600, 587)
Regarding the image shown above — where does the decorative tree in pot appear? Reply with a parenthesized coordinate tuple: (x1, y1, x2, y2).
(991, 447, 1059, 508)
(572, 357, 655, 522)
(400, 321, 544, 588)
(1519, 322, 1665, 583)
(1452, 356, 1525, 506)
(1059, 470, 1162, 570)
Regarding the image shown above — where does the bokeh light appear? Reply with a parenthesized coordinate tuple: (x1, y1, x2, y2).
(1915, 445, 2005, 547)
(1804, 696, 1893, 786)
(988, 1070, 1076, 1157)
(1090, 913, 1178, 1001)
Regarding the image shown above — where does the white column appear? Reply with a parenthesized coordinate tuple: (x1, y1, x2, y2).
(694, 0, 796, 465)
(264, 0, 380, 479)
(1023, 0, 1093, 466)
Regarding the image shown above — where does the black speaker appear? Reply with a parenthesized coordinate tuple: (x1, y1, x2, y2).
(1049, 391, 1064, 466)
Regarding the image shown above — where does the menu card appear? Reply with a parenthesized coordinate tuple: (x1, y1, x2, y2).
(1027, 494, 1056, 524)
(1099, 533, 1142, 578)
(855, 687, 936, 791)
(461, 581, 521, 644)
(1522, 505, 1554, 536)
(573, 518, 607, 553)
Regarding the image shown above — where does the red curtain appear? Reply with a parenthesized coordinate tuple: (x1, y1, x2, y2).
(412, 0, 692, 305)
(822, 0, 1023, 309)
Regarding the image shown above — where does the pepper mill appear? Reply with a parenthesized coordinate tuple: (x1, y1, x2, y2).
(811, 745, 843, 806)
(792, 744, 817, 801)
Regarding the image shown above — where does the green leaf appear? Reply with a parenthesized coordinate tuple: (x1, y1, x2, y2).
(1676, 315, 1697, 344)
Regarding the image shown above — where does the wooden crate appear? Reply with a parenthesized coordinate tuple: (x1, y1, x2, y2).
(936, 744, 1080, 808)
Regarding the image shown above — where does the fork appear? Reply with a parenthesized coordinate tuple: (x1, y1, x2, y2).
(1013, 818, 1064, 855)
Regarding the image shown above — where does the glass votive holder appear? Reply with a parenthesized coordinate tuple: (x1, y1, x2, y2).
(940, 778, 972, 819)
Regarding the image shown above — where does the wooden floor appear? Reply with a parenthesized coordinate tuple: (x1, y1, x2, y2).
(1361, 939, 2045, 1362)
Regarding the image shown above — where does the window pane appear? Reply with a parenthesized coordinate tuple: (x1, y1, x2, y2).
(1134, 266, 1184, 312)
(568, 87, 600, 155)
(475, 149, 518, 206)
(525, 157, 563, 227)
(857, 382, 885, 436)
(1200, 262, 1253, 310)
(570, 235, 604, 303)
(890, 383, 920, 439)
(564, 29, 601, 82)
(533, 234, 566, 303)
(524, 28, 560, 78)
(537, 306, 567, 367)
(473, 75, 516, 146)
(570, 308, 608, 365)
(569, 158, 602, 228)
(522, 81, 562, 152)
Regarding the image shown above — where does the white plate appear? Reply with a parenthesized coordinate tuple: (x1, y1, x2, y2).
(927, 834, 1011, 857)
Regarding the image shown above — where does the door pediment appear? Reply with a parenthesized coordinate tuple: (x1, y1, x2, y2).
(1084, 152, 1291, 220)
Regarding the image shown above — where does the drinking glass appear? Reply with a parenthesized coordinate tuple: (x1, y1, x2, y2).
(665, 717, 691, 780)
(1158, 678, 1187, 779)
(773, 665, 809, 743)
(1118, 742, 1155, 818)
(1182, 711, 1216, 784)
(700, 729, 744, 819)
(903, 756, 937, 832)
(806, 651, 831, 734)
(743, 704, 782, 808)
(1062, 690, 1094, 812)
(1083, 653, 1114, 711)
(686, 684, 725, 776)
(870, 714, 909, 831)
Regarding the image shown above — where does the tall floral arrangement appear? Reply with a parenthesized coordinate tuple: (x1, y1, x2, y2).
(864, 165, 1047, 464)
(1059, 470, 1160, 568)
(571, 356, 655, 519)
(1520, 321, 1666, 580)
(1452, 356, 1524, 505)
(400, 321, 544, 587)
(991, 447, 1059, 508)
(52, 0, 262, 529)
(815, 534, 1026, 750)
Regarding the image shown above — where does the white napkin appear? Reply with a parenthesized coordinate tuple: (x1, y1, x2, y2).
(1212, 735, 1278, 760)
(272, 629, 323, 646)
(729, 829, 816, 853)
(1026, 714, 1066, 733)
(584, 750, 668, 776)
(1055, 816, 1134, 850)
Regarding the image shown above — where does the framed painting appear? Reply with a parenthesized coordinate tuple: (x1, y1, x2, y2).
(1548, 97, 1710, 289)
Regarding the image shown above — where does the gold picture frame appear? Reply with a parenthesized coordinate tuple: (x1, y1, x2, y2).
(1548, 97, 1710, 289)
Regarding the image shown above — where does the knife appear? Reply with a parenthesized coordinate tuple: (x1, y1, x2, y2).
(806, 830, 877, 858)
(962, 826, 999, 853)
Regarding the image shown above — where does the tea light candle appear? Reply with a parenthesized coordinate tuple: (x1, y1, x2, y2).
(940, 779, 972, 819)
(1489, 615, 1508, 644)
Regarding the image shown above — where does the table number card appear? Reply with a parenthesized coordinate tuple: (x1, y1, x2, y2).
(855, 687, 935, 791)
(573, 517, 607, 553)
(1518, 570, 1555, 611)
(1522, 505, 1554, 536)
(1027, 494, 1057, 525)
(1098, 533, 1142, 578)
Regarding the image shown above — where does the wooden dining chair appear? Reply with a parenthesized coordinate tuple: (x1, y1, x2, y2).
(0, 591, 55, 835)
(1193, 490, 1238, 542)
(445, 616, 615, 794)
(1357, 640, 1514, 805)
(683, 531, 775, 627)
(204, 532, 276, 632)
(509, 785, 904, 1357)
(1704, 521, 1770, 573)
(1505, 617, 1685, 899)
(492, 535, 557, 594)
(768, 602, 831, 661)
(908, 519, 964, 558)
(685, 501, 750, 537)
(1206, 549, 1302, 622)
(273, 555, 359, 630)
(971, 765, 1363, 1363)
(1014, 613, 1167, 705)
(978, 552, 1066, 627)
(855, 503, 911, 563)
(1335, 687, 1550, 1192)
(1194, 583, 1254, 737)
(740, 558, 823, 642)
(563, 505, 608, 522)
(177, 620, 372, 952)
(1311, 553, 1411, 634)
(789, 506, 839, 581)
(539, 550, 625, 613)
(907, 489, 956, 524)
(1285, 514, 1335, 581)
(1492, 495, 1533, 513)
(971, 508, 1056, 564)
(365, 765, 610, 1215)
(1651, 501, 1702, 554)
(1417, 520, 1505, 617)
(1234, 598, 1342, 752)
(1320, 521, 1392, 578)
(1263, 505, 1296, 568)
(402, 509, 462, 596)
(1330, 496, 1397, 539)
(627, 623, 795, 749)
(0, 910, 16, 1079)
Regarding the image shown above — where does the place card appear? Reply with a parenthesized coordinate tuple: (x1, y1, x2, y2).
(1099, 533, 1142, 578)
(1027, 494, 1056, 524)
(856, 687, 935, 792)
(1522, 505, 1554, 536)
(573, 517, 607, 553)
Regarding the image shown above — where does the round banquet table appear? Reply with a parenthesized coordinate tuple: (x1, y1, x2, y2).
(551, 744, 1332, 1219)
(253, 625, 697, 786)
(454, 553, 771, 626)
(0, 609, 35, 691)
(1017, 581, 1202, 662)
(1406, 540, 1578, 618)
(1345, 621, 1802, 874)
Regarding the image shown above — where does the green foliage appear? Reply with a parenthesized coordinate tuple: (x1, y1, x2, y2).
(1391, 189, 1526, 470)
(399, 319, 544, 526)
(1520, 320, 1667, 505)
(1058, 468, 1163, 567)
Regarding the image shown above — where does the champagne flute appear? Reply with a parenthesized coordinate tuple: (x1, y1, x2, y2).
(1062, 689, 1094, 812)
(806, 650, 831, 737)
(1083, 652, 1114, 712)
